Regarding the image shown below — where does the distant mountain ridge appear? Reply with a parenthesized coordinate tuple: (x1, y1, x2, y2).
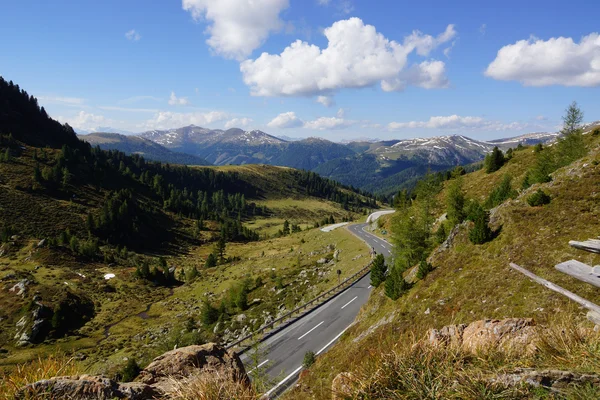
(79, 132, 211, 166)
(139, 126, 355, 169)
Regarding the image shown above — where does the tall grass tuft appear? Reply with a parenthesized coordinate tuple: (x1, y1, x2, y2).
(164, 366, 258, 400)
(0, 354, 80, 400)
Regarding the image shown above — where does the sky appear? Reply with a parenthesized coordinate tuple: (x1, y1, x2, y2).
(1, 0, 599, 141)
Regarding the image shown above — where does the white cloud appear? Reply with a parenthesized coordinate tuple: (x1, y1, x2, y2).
(168, 91, 190, 106)
(57, 111, 107, 131)
(381, 60, 449, 91)
(267, 112, 304, 129)
(38, 96, 86, 106)
(144, 110, 229, 130)
(181, 0, 289, 60)
(387, 115, 536, 131)
(485, 32, 600, 87)
(240, 18, 455, 97)
(479, 24, 487, 35)
(536, 115, 548, 121)
(304, 116, 353, 130)
(336, 108, 345, 118)
(125, 29, 141, 41)
(316, 95, 334, 107)
(317, 0, 331, 4)
(224, 117, 253, 129)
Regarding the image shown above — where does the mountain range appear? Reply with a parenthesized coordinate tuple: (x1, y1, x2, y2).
(85, 125, 565, 195)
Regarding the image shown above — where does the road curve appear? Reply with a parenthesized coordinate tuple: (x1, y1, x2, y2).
(243, 221, 394, 398)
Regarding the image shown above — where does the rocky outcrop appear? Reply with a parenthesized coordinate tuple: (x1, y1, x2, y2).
(331, 372, 357, 400)
(138, 343, 250, 392)
(17, 375, 158, 400)
(14, 301, 52, 346)
(428, 318, 539, 355)
(493, 368, 600, 391)
(18, 343, 250, 399)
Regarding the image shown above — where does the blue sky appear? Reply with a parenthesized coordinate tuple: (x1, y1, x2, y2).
(2, 0, 599, 141)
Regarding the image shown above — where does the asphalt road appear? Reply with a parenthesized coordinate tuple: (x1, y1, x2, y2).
(242, 222, 394, 398)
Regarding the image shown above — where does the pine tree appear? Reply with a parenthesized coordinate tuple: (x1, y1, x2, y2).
(205, 253, 217, 269)
(370, 254, 386, 287)
(484, 147, 506, 173)
(561, 101, 584, 135)
(384, 266, 409, 300)
(468, 203, 493, 244)
(282, 220, 290, 236)
(416, 260, 434, 279)
(446, 179, 466, 225)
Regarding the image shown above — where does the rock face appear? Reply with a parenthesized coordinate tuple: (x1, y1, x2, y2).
(331, 372, 357, 400)
(14, 301, 52, 346)
(17, 375, 158, 400)
(493, 368, 600, 391)
(138, 342, 250, 391)
(428, 318, 539, 355)
(18, 343, 250, 399)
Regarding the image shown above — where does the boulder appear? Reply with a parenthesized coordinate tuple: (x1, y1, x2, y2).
(331, 372, 357, 400)
(461, 318, 538, 355)
(137, 343, 250, 391)
(17, 375, 158, 400)
(428, 318, 539, 355)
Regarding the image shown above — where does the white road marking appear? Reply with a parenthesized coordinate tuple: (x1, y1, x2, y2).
(341, 296, 358, 309)
(264, 365, 304, 397)
(248, 359, 269, 374)
(298, 321, 324, 340)
(316, 324, 352, 355)
(368, 285, 372, 289)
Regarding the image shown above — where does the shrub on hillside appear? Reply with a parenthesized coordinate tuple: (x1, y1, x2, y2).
(416, 260, 434, 280)
(527, 189, 551, 207)
(119, 359, 140, 382)
(303, 351, 316, 368)
(485, 174, 517, 209)
(468, 203, 494, 245)
(370, 254, 387, 287)
(385, 266, 410, 300)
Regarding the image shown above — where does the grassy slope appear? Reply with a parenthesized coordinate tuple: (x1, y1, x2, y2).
(285, 134, 600, 399)
(0, 153, 371, 375)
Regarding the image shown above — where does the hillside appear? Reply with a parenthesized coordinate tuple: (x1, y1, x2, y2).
(285, 122, 600, 399)
(0, 77, 378, 381)
(79, 132, 211, 166)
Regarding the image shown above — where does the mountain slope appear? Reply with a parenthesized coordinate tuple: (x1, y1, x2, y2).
(285, 127, 600, 400)
(79, 132, 211, 166)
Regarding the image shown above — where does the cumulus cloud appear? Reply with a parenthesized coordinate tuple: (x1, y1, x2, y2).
(144, 110, 228, 130)
(267, 112, 304, 129)
(388, 115, 536, 131)
(240, 18, 455, 97)
(225, 117, 253, 129)
(304, 116, 353, 130)
(168, 91, 190, 106)
(182, 0, 289, 60)
(118, 96, 161, 105)
(485, 33, 600, 87)
(57, 111, 107, 131)
(316, 95, 334, 107)
(125, 29, 141, 41)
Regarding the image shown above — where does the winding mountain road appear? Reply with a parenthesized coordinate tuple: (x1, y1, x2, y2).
(241, 216, 394, 398)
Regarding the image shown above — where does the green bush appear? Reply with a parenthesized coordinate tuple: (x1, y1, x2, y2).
(485, 174, 517, 209)
(416, 260, 434, 280)
(385, 266, 410, 300)
(468, 202, 494, 245)
(303, 351, 316, 368)
(527, 189, 551, 207)
(120, 358, 140, 382)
